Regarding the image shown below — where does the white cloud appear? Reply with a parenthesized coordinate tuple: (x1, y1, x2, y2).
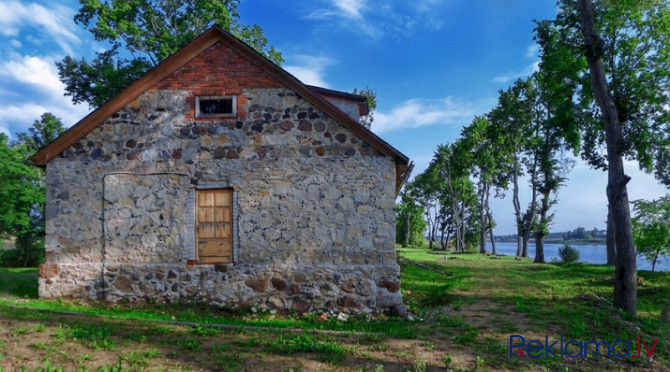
(0, 53, 91, 137)
(492, 61, 540, 84)
(284, 55, 336, 88)
(373, 96, 494, 134)
(1, 54, 64, 94)
(334, 0, 365, 19)
(305, 0, 448, 40)
(0, 1, 79, 54)
(307, 0, 365, 20)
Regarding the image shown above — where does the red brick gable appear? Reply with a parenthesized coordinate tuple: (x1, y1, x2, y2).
(152, 41, 283, 121)
(153, 41, 282, 92)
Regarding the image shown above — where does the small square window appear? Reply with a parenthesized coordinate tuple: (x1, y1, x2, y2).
(195, 95, 237, 118)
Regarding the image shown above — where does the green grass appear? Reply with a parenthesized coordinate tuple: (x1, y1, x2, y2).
(0, 267, 38, 298)
(2, 249, 670, 370)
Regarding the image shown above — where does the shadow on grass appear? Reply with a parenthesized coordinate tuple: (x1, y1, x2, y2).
(0, 267, 39, 299)
(0, 305, 439, 371)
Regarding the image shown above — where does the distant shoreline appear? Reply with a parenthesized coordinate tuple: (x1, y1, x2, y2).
(493, 238, 606, 245)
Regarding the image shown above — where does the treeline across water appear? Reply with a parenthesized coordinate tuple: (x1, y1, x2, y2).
(495, 227, 606, 244)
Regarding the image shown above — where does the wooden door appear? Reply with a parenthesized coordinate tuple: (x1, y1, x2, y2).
(196, 189, 233, 263)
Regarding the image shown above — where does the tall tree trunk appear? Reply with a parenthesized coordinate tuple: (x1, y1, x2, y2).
(479, 183, 488, 254)
(516, 227, 523, 257)
(513, 156, 523, 257)
(534, 193, 550, 263)
(489, 221, 497, 255)
(520, 158, 539, 258)
(487, 199, 497, 255)
(405, 210, 411, 246)
(441, 230, 450, 251)
(459, 203, 467, 252)
(534, 231, 545, 264)
(606, 204, 616, 265)
(521, 222, 531, 258)
(578, 0, 636, 316)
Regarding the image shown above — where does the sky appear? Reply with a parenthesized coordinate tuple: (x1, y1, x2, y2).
(1, 0, 668, 234)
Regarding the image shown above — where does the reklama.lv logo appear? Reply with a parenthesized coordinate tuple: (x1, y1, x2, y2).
(510, 335, 658, 359)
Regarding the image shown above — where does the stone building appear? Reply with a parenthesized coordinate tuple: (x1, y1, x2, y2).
(31, 26, 411, 313)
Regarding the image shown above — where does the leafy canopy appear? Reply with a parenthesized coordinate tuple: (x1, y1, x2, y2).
(0, 114, 65, 266)
(58, 0, 283, 108)
(632, 196, 670, 271)
(535, 0, 670, 184)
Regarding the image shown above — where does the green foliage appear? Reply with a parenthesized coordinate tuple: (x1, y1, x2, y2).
(536, 0, 670, 182)
(0, 114, 65, 267)
(557, 244, 580, 264)
(58, 0, 284, 107)
(396, 183, 428, 247)
(632, 196, 670, 272)
(410, 143, 480, 252)
(352, 86, 377, 130)
(0, 137, 44, 267)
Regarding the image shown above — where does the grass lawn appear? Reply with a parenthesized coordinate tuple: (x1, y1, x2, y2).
(0, 250, 669, 371)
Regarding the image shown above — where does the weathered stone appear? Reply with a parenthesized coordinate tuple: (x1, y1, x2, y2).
(39, 263, 60, 279)
(245, 277, 268, 292)
(297, 120, 312, 131)
(335, 133, 347, 143)
(213, 146, 226, 159)
(271, 277, 287, 291)
(214, 264, 228, 273)
(266, 296, 286, 309)
(378, 280, 401, 293)
(313, 121, 326, 132)
(292, 296, 311, 312)
(337, 294, 358, 308)
(376, 289, 403, 308)
(114, 275, 133, 292)
(354, 280, 376, 297)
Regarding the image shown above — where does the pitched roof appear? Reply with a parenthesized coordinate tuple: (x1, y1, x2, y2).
(30, 25, 411, 192)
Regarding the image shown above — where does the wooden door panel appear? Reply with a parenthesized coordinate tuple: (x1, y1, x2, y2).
(198, 240, 232, 256)
(196, 189, 233, 263)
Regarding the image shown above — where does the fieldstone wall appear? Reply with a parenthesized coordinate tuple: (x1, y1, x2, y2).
(40, 87, 403, 313)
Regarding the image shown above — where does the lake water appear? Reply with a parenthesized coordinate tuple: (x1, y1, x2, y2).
(486, 242, 670, 272)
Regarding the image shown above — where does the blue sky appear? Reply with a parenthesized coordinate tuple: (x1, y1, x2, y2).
(1, 0, 667, 234)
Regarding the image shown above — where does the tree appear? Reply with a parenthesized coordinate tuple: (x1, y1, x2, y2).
(395, 183, 428, 247)
(58, 0, 283, 107)
(0, 114, 65, 267)
(458, 116, 507, 255)
(0, 136, 44, 267)
(537, 0, 670, 315)
(632, 196, 670, 272)
(489, 77, 542, 258)
(13, 113, 65, 152)
(352, 87, 377, 130)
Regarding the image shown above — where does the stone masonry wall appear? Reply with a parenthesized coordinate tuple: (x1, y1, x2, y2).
(40, 82, 402, 313)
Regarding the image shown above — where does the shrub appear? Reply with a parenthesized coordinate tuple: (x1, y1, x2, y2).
(558, 244, 579, 264)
